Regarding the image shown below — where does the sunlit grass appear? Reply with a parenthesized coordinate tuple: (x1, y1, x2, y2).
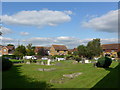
(3, 60, 119, 88)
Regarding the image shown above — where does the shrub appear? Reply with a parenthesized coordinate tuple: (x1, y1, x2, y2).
(2, 57, 13, 71)
(51, 55, 65, 59)
(73, 56, 82, 63)
(96, 56, 112, 68)
(2, 55, 16, 59)
(9, 59, 24, 63)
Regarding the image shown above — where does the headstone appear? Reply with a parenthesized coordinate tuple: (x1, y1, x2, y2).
(73, 61, 77, 64)
(47, 59, 51, 65)
(36, 62, 40, 65)
(26, 61, 30, 64)
(85, 60, 89, 63)
(41, 61, 44, 65)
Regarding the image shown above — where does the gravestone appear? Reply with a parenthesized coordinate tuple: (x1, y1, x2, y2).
(41, 61, 44, 65)
(55, 62, 62, 66)
(26, 62, 30, 64)
(47, 59, 51, 65)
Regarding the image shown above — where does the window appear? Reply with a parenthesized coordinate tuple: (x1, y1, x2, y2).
(111, 50, 114, 52)
(3, 49, 7, 52)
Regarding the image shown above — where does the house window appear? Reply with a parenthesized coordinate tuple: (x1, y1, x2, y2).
(114, 54, 116, 57)
(3, 49, 7, 52)
(111, 50, 114, 52)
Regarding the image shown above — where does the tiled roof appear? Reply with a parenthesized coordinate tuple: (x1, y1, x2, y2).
(102, 43, 120, 50)
(68, 48, 77, 52)
(0, 46, 15, 50)
(52, 45, 68, 51)
(34, 46, 50, 53)
(6, 46, 15, 50)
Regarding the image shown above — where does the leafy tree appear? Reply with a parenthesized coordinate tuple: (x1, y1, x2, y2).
(37, 47, 45, 56)
(7, 44, 14, 46)
(117, 51, 120, 58)
(14, 45, 26, 59)
(26, 43, 35, 56)
(87, 38, 102, 59)
(77, 45, 87, 58)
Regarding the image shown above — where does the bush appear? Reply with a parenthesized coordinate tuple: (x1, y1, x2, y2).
(9, 59, 24, 63)
(73, 56, 82, 63)
(96, 56, 112, 68)
(2, 55, 16, 59)
(51, 55, 65, 59)
(2, 57, 13, 71)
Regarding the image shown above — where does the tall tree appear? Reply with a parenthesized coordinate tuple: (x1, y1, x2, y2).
(87, 38, 102, 59)
(14, 45, 26, 58)
(26, 43, 35, 56)
(37, 47, 45, 56)
(77, 45, 87, 58)
(7, 44, 14, 46)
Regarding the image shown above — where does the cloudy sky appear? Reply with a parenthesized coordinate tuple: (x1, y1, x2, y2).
(1, 2, 118, 48)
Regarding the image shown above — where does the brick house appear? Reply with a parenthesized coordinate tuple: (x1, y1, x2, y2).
(34, 46, 50, 55)
(0, 46, 15, 56)
(68, 48, 78, 54)
(102, 43, 120, 58)
(49, 45, 68, 56)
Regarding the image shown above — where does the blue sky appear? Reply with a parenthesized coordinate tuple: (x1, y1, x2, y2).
(1, 2, 118, 48)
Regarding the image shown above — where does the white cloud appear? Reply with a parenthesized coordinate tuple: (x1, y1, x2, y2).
(20, 32, 30, 36)
(22, 36, 118, 48)
(0, 36, 15, 45)
(82, 9, 118, 33)
(0, 36, 118, 48)
(2, 10, 72, 28)
(0, 27, 13, 35)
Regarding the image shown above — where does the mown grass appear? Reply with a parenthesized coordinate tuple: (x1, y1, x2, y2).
(2, 60, 119, 88)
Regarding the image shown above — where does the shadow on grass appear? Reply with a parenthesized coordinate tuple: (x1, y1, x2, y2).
(2, 64, 53, 89)
(91, 63, 120, 89)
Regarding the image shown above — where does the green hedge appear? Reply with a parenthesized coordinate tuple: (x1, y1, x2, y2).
(2, 58, 13, 71)
(96, 57, 112, 68)
(9, 59, 24, 63)
(2, 55, 17, 59)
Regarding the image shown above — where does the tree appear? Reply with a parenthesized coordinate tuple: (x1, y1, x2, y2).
(26, 43, 35, 56)
(117, 51, 120, 58)
(87, 38, 102, 59)
(77, 45, 87, 58)
(7, 44, 14, 46)
(37, 47, 45, 56)
(14, 45, 26, 59)
(77, 38, 102, 59)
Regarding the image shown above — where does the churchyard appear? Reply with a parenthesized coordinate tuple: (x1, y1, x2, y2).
(3, 59, 119, 88)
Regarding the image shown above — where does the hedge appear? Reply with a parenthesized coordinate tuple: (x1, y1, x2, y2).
(2, 57, 13, 71)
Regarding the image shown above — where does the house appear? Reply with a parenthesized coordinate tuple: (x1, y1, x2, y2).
(49, 45, 68, 56)
(0, 46, 15, 55)
(102, 43, 120, 58)
(68, 48, 78, 54)
(34, 46, 50, 55)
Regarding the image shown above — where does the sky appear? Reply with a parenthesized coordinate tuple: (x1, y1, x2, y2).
(1, 2, 118, 49)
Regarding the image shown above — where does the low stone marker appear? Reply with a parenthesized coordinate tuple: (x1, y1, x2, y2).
(72, 61, 78, 64)
(41, 61, 44, 65)
(26, 62, 30, 64)
(38, 68, 56, 71)
(63, 72, 82, 79)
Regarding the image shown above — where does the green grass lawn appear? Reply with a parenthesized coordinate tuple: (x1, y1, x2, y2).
(2, 60, 120, 88)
